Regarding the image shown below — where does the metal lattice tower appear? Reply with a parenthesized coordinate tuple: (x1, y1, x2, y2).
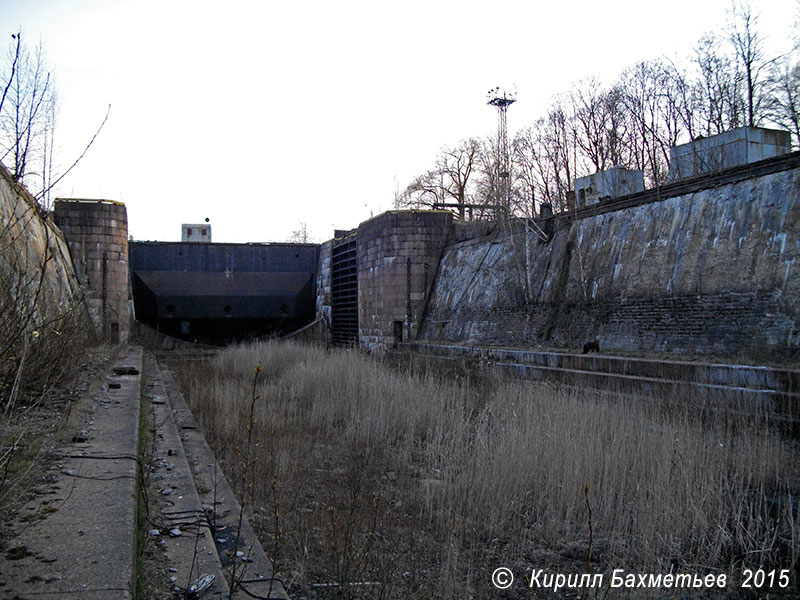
(487, 87, 516, 211)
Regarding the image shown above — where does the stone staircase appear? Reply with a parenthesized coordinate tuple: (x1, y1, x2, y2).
(399, 342, 800, 423)
(143, 351, 289, 599)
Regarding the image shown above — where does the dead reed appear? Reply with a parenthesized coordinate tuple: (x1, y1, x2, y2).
(173, 340, 799, 599)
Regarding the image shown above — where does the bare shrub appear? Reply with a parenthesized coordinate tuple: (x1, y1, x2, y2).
(0, 167, 91, 505)
(174, 340, 799, 599)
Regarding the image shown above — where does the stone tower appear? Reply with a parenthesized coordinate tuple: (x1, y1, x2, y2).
(53, 199, 130, 344)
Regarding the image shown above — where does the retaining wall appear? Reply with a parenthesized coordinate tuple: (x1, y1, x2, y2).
(419, 161, 800, 359)
(0, 165, 87, 340)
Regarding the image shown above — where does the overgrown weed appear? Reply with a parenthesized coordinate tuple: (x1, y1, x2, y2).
(173, 340, 799, 598)
(0, 186, 92, 511)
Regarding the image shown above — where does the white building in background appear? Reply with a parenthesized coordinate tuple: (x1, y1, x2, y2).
(182, 223, 211, 242)
(574, 165, 645, 209)
(669, 126, 792, 181)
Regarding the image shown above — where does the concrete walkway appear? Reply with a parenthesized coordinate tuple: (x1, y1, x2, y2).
(1, 346, 142, 599)
(1, 345, 289, 599)
(142, 352, 230, 598)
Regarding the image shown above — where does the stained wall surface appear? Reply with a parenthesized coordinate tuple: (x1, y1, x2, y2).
(315, 239, 332, 329)
(0, 166, 86, 336)
(357, 211, 452, 350)
(420, 161, 800, 359)
(53, 199, 129, 343)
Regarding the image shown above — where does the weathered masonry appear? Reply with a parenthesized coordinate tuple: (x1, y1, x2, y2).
(49, 199, 320, 344)
(53, 199, 130, 343)
(316, 212, 453, 349)
(311, 132, 799, 359)
(418, 150, 800, 360)
(356, 211, 452, 349)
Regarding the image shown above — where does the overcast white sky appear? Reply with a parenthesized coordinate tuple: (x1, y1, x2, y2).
(3, 0, 798, 243)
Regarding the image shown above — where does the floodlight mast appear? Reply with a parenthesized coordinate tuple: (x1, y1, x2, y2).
(487, 87, 516, 212)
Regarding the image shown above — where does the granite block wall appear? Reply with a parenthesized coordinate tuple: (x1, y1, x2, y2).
(356, 211, 452, 350)
(419, 163, 800, 359)
(0, 165, 87, 338)
(53, 199, 130, 343)
(315, 239, 332, 340)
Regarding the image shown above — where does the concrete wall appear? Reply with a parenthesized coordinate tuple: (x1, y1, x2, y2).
(0, 164, 87, 346)
(53, 199, 130, 343)
(128, 241, 318, 341)
(356, 211, 452, 351)
(419, 163, 800, 359)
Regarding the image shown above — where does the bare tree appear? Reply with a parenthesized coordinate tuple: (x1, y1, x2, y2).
(570, 78, 609, 172)
(400, 138, 482, 219)
(400, 170, 445, 210)
(618, 60, 684, 186)
(569, 78, 630, 174)
(663, 59, 701, 143)
(0, 33, 57, 202)
(545, 102, 578, 210)
(0, 33, 20, 117)
(512, 122, 551, 215)
(1, 32, 109, 210)
(764, 53, 800, 146)
(728, 0, 769, 128)
(289, 221, 311, 243)
(398, 1, 797, 221)
(512, 117, 571, 214)
(694, 33, 746, 135)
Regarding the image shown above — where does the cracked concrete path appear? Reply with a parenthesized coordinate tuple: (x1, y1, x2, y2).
(0, 346, 142, 599)
(1, 345, 290, 600)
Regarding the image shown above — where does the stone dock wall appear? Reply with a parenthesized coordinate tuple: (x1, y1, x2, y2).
(0, 164, 87, 340)
(419, 160, 800, 359)
(357, 211, 452, 350)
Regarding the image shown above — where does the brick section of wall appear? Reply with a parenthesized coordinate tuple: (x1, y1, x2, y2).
(357, 211, 452, 351)
(420, 164, 800, 360)
(424, 291, 796, 358)
(53, 200, 129, 344)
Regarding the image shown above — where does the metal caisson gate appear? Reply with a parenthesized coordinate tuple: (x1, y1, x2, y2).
(331, 236, 358, 346)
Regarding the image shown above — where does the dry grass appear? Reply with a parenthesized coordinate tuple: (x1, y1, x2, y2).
(172, 340, 799, 599)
